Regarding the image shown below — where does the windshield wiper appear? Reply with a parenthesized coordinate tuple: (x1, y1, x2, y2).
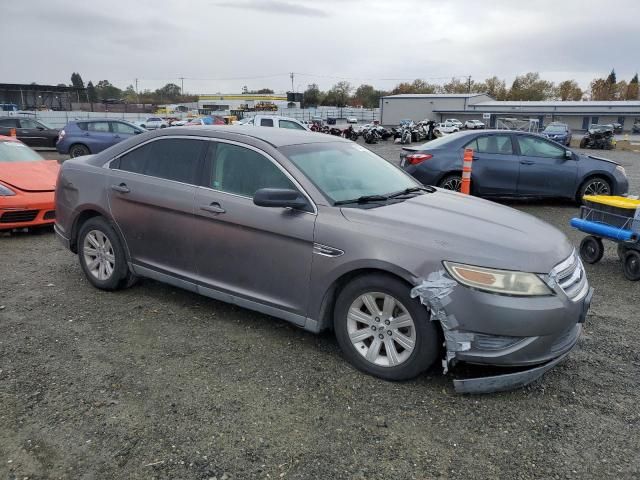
(334, 194, 390, 206)
(387, 186, 436, 198)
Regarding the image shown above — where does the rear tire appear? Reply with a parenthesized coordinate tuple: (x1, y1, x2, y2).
(69, 144, 90, 158)
(77, 217, 133, 290)
(579, 236, 604, 264)
(438, 174, 462, 192)
(622, 250, 640, 281)
(617, 244, 630, 261)
(334, 274, 439, 381)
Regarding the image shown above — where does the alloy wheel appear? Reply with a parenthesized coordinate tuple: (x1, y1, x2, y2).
(83, 230, 116, 281)
(346, 292, 416, 367)
(584, 180, 610, 196)
(442, 177, 462, 191)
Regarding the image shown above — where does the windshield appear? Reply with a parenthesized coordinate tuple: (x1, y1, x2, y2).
(281, 142, 419, 203)
(544, 125, 566, 133)
(36, 120, 54, 129)
(0, 140, 44, 162)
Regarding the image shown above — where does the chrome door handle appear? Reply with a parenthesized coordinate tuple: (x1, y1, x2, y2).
(111, 183, 130, 193)
(200, 203, 225, 214)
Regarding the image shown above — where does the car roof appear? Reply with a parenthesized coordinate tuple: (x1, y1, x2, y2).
(160, 125, 349, 147)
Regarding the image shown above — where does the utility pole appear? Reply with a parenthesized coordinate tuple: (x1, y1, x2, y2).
(179, 77, 185, 97)
(467, 75, 472, 93)
(290, 72, 295, 93)
(135, 78, 139, 104)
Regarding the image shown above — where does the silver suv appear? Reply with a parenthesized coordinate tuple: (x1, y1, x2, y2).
(54, 127, 592, 393)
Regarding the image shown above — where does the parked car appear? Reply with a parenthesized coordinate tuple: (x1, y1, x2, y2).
(56, 119, 145, 158)
(464, 119, 485, 130)
(170, 118, 191, 126)
(0, 116, 59, 148)
(139, 117, 168, 129)
(632, 122, 640, 134)
(55, 126, 592, 393)
(240, 115, 309, 130)
(400, 130, 628, 202)
(434, 123, 459, 135)
(611, 122, 623, 134)
(540, 122, 572, 146)
(0, 135, 59, 230)
(185, 116, 225, 126)
(444, 118, 464, 128)
(346, 117, 359, 124)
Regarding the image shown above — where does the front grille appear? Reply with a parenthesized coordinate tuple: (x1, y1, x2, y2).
(549, 324, 580, 354)
(472, 334, 523, 351)
(550, 250, 589, 302)
(0, 209, 39, 223)
(43, 210, 56, 220)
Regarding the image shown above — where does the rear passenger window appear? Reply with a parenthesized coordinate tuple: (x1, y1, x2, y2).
(116, 138, 205, 183)
(77, 122, 88, 131)
(260, 118, 274, 127)
(475, 135, 513, 155)
(0, 118, 19, 127)
(88, 122, 110, 133)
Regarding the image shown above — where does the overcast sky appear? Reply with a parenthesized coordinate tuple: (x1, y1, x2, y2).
(5, 0, 639, 94)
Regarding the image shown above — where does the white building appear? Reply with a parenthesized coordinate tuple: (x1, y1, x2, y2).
(380, 94, 640, 131)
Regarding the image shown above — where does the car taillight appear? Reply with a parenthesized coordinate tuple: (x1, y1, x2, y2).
(406, 153, 433, 165)
(57, 129, 65, 142)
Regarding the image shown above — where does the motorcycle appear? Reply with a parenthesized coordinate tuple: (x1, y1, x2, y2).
(400, 121, 414, 144)
(342, 125, 359, 141)
(362, 125, 382, 144)
(579, 125, 615, 150)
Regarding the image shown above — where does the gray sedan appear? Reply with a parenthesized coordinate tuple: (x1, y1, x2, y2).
(55, 127, 592, 393)
(400, 130, 628, 202)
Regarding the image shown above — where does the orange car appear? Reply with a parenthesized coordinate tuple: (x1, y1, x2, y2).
(0, 135, 59, 230)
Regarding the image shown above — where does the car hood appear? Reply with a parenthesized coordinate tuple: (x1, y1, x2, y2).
(585, 154, 619, 166)
(0, 160, 59, 191)
(542, 131, 567, 136)
(340, 190, 573, 274)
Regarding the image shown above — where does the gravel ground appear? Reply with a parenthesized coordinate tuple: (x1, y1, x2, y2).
(1, 142, 639, 480)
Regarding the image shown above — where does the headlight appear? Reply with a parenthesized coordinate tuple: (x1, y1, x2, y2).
(0, 183, 16, 196)
(443, 261, 552, 296)
(616, 165, 626, 176)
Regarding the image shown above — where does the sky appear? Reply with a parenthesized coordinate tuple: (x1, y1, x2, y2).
(4, 0, 640, 95)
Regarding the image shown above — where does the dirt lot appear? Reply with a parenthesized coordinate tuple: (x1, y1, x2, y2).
(1, 143, 639, 479)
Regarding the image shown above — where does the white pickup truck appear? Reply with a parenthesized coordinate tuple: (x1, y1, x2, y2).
(239, 115, 309, 130)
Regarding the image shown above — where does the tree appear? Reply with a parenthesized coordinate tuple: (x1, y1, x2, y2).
(248, 88, 274, 94)
(590, 77, 612, 100)
(302, 84, 323, 107)
(155, 83, 182, 102)
(123, 84, 138, 103)
(607, 69, 617, 85)
(352, 84, 384, 108)
(481, 76, 508, 100)
(556, 80, 583, 101)
(86, 81, 98, 103)
(441, 77, 476, 94)
(390, 79, 439, 95)
(625, 73, 639, 100)
(324, 81, 352, 107)
(508, 72, 555, 101)
(94, 80, 122, 101)
(70, 72, 85, 89)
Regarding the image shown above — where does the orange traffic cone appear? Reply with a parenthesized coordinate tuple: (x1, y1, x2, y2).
(461, 148, 473, 195)
(8, 127, 17, 137)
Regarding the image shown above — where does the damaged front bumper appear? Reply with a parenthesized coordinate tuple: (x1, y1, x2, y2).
(410, 268, 593, 394)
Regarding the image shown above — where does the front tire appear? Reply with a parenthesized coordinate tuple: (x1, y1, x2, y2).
(622, 250, 640, 281)
(78, 217, 133, 290)
(578, 176, 611, 202)
(334, 274, 439, 381)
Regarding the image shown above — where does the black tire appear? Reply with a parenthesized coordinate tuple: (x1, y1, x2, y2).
(577, 176, 611, 203)
(579, 236, 604, 264)
(334, 274, 439, 381)
(77, 217, 133, 290)
(69, 143, 90, 158)
(622, 250, 640, 281)
(438, 174, 462, 192)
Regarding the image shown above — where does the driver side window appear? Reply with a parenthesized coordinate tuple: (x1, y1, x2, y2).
(207, 143, 295, 197)
(517, 136, 565, 158)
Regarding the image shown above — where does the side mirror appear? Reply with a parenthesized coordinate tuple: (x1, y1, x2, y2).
(253, 188, 308, 210)
(565, 150, 573, 160)
(37, 126, 45, 131)
(134, 130, 142, 134)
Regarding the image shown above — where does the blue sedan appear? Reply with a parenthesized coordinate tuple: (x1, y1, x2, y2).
(399, 130, 629, 203)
